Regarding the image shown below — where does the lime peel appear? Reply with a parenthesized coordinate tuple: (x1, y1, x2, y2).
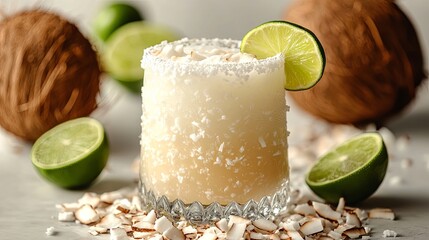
(31, 117, 109, 189)
(306, 132, 388, 204)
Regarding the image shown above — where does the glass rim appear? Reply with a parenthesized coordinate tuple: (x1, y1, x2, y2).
(141, 38, 284, 78)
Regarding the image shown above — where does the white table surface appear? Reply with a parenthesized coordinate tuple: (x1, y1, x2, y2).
(1, 0, 428, 239)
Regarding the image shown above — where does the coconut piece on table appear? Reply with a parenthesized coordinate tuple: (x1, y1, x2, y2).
(133, 221, 156, 232)
(58, 211, 75, 222)
(154, 216, 173, 233)
(96, 214, 122, 229)
(228, 215, 251, 229)
(368, 208, 395, 220)
(286, 230, 304, 240)
(133, 231, 157, 239)
(333, 224, 355, 234)
(312, 202, 341, 221)
(215, 218, 229, 232)
(163, 225, 185, 240)
(335, 198, 345, 213)
(110, 228, 129, 240)
(182, 225, 197, 236)
(89, 226, 108, 234)
(226, 223, 247, 239)
(327, 230, 342, 240)
(343, 227, 367, 239)
(250, 232, 264, 239)
(78, 192, 100, 208)
(282, 220, 300, 231)
(253, 218, 278, 233)
(45, 227, 56, 236)
(57, 202, 80, 212)
(199, 232, 217, 240)
(75, 204, 100, 224)
(294, 203, 316, 216)
(345, 212, 361, 227)
(299, 218, 324, 236)
(141, 209, 157, 224)
(382, 229, 398, 238)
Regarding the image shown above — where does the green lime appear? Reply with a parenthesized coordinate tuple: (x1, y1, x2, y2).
(306, 132, 388, 204)
(31, 118, 109, 189)
(103, 21, 179, 93)
(93, 2, 143, 42)
(240, 21, 325, 91)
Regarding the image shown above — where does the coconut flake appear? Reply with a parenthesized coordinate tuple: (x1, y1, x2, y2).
(110, 228, 128, 240)
(343, 227, 366, 238)
(45, 226, 56, 236)
(163, 226, 185, 240)
(382, 229, 398, 238)
(286, 230, 304, 240)
(299, 218, 323, 236)
(97, 214, 122, 229)
(368, 208, 395, 220)
(75, 204, 100, 224)
(78, 192, 100, 208)
(133, 221, 155, 232)
(294, 203, 316, 216)
(215, 218, 229, 232)
(154, 216, 173, 233)
(227, 223, 246, 239)
(253, 219, 277, 233)
(228, 215, 251, 229)
(345, 212, 361, 227)
(336, 198, 345, 213)
(312, 202, 341, 221)
(58, 212, 75, 222)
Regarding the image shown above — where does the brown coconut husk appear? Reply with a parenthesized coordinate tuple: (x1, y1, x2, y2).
(284, 0, 426, 126)
(0, 10, 101, 141)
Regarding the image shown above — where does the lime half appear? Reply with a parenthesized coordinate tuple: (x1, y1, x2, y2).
(104, 21, 179, 93)
(93, 2, 143, 42)
(306, 132, 388, 204)
(31, 118, 109, 189)
(240, 21, 325, 91)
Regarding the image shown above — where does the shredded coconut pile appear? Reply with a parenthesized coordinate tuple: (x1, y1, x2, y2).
(53, 123, 411, 239)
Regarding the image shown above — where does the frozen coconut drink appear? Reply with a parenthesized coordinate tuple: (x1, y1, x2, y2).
(140, 22, 325, 222)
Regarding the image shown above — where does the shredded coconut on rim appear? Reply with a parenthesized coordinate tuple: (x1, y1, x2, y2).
(141, 38, 284, 79)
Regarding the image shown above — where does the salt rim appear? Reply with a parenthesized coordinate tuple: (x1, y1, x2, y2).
(141, 38, 284, 78)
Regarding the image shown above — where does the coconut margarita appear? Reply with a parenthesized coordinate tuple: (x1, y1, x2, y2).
(140, 38, 289, 220)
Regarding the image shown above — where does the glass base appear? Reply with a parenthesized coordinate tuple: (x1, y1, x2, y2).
(139, 180, 290, 224)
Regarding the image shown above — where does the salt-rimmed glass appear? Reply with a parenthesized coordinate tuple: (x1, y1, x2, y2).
(140, 38, 290, 223)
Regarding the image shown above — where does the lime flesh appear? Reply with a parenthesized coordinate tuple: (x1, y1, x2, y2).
(103, 21, 179, 93)
(31, 118, 109, 189)
(306, 132, 388, 204)
(240, 21, 325, 91)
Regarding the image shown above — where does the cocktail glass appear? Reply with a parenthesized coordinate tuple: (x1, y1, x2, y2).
(140, 38, 289, 223)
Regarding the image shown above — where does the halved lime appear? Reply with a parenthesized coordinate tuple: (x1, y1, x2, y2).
(306, 132, 388, 204)
(240, 21, 325, 91)
(103, 21, 179, 93)
(93, 2, 143, 42)
(31, 118, 109, 189)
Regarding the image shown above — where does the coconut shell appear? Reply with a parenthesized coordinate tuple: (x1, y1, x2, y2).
(284, 0, 426, 126)
(0, 10, 101, 141)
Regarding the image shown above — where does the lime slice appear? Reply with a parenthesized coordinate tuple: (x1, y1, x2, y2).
(103, 21, 179, 93)
(240, 21, 325, 91)
(93, 2, 143, 42)
(31, 118, 109, 189)
(306, 132, 388, 204)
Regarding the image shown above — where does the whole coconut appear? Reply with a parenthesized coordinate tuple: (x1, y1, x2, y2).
(0, 10, 101, 141)
(284, 0, 426, 126)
